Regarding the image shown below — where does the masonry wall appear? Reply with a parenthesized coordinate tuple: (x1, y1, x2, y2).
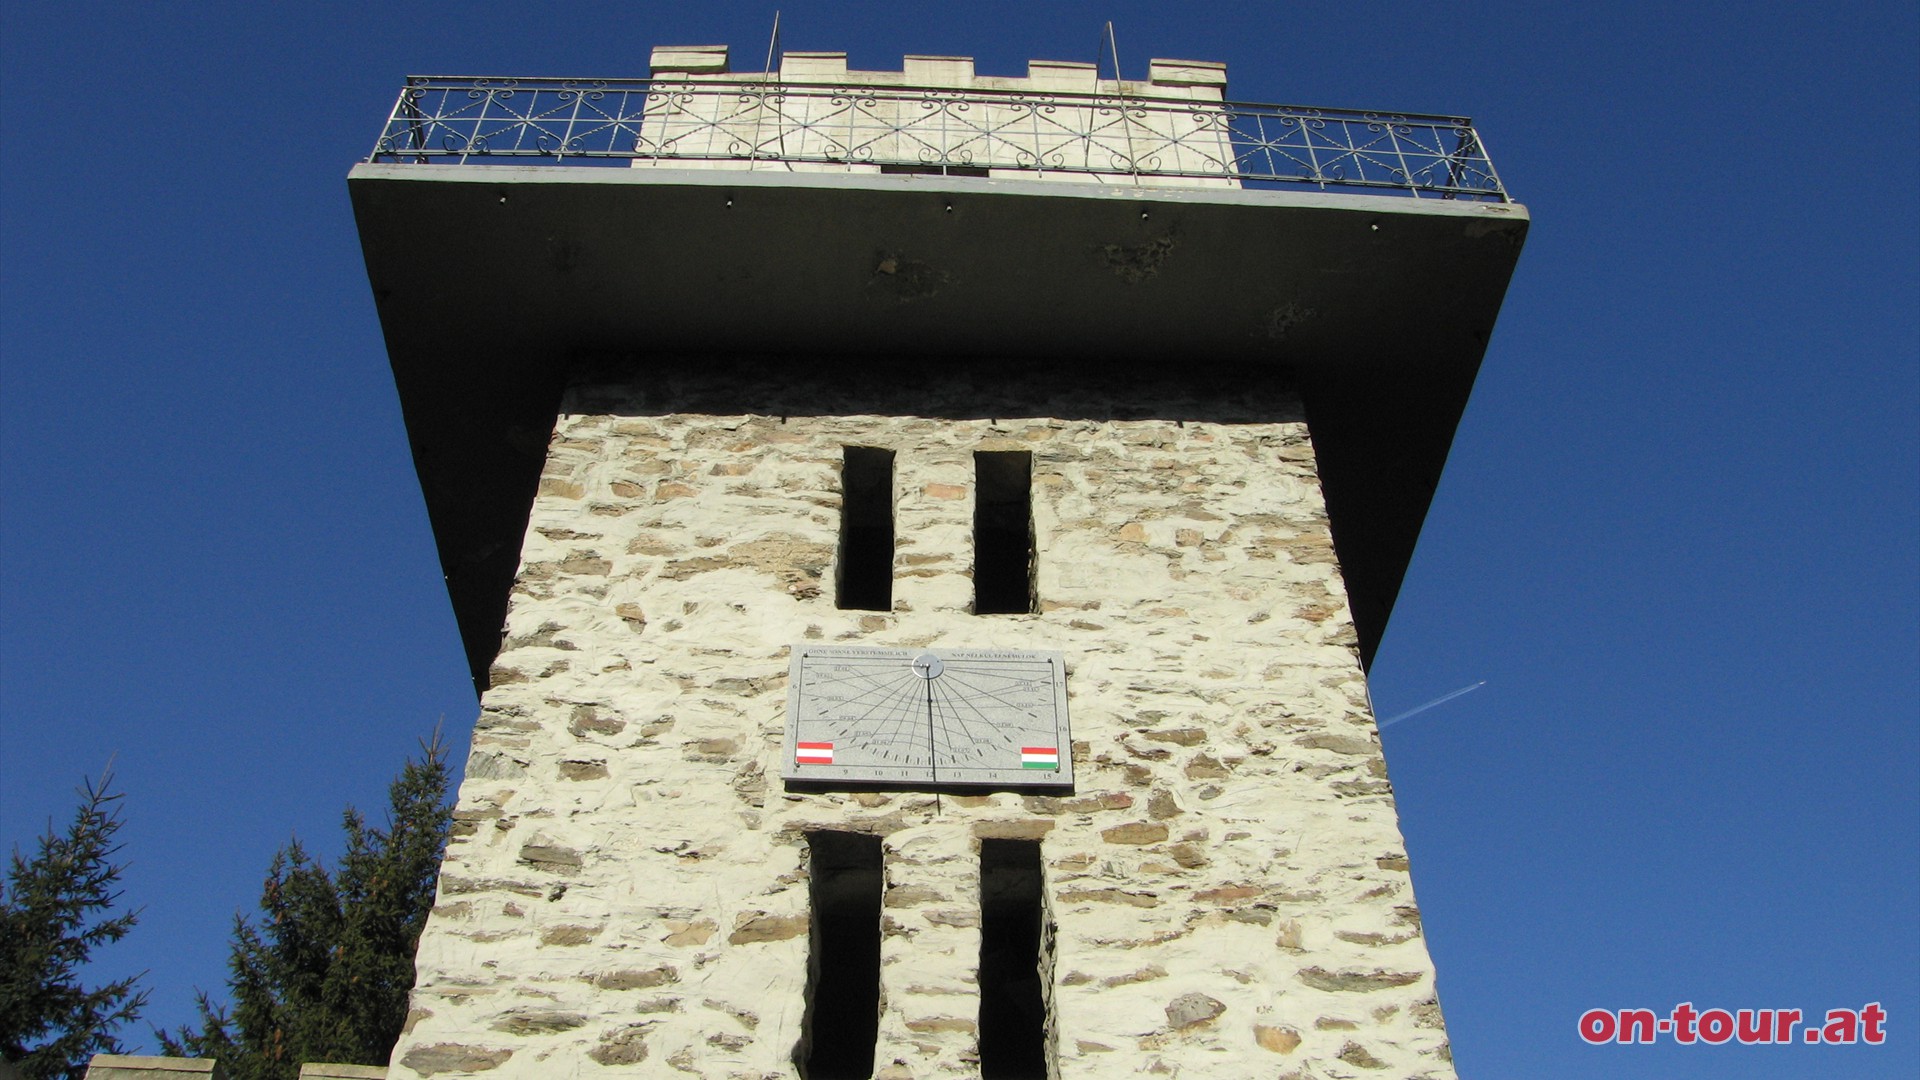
(387, 362, 1454, 1080)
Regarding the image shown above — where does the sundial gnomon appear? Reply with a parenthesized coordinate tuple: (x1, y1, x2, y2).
(783, 645, 1072, 789)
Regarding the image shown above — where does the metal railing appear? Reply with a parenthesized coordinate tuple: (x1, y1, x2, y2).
(368, 76, 1509, 202)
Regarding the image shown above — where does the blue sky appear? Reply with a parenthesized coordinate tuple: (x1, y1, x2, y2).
(2, 2, 1914, 1076)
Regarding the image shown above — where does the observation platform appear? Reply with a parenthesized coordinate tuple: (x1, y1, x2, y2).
(348, 46, 1529, 689)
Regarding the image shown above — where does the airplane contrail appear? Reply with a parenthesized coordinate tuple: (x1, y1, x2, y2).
(1379, 680, 1487, 728)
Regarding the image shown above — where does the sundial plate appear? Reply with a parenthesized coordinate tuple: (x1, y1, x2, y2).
(783, 645, 1072, 789)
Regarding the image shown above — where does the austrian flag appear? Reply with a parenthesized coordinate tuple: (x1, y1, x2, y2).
(796, 742, 833, 765)
(1021, 746, 1059, 770)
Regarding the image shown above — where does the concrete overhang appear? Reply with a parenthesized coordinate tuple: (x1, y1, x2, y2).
(348, 163, 1527, 692)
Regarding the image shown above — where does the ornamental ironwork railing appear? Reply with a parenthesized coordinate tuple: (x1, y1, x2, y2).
(367, 76, 1510, 202)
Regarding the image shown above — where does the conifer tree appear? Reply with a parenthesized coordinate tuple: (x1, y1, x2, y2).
(0, 775, 147, 1080)
(161, 737, 450, 1080)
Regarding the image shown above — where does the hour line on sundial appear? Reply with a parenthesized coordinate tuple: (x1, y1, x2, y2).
(782, 645, 1073, 790)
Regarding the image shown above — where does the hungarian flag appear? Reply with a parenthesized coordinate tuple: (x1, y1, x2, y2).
(796, 741, 833, 765)
(1020, 746, 1059, 770)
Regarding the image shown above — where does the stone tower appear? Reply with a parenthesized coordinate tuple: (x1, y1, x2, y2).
(351, 44, 1525, 1079)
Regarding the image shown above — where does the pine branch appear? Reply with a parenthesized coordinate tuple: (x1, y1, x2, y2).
(1, 774, 146, 1080)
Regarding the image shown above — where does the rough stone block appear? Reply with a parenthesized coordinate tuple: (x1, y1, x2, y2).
(297, 1066, 388, 1080)
(649, 45, 728, 75)
(1026, 59, 1098, 91)
(781, 51, 848, 79)
(85, 1058, 224, 1080)
(1148, 58, 1228, 89)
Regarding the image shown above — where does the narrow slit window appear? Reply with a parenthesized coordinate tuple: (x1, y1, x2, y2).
(978, 838, 1052, 1078)
(973, 451, 1034, 614)
(799, 831, 883, 1080)
(837, 447, 895, 611)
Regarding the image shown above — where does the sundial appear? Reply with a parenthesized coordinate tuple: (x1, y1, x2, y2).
(782, 645, 1072, 789)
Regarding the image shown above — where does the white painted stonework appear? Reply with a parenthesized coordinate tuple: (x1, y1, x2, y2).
(635, 47, 1238, 187)
(387, 367, 1455, 1079)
